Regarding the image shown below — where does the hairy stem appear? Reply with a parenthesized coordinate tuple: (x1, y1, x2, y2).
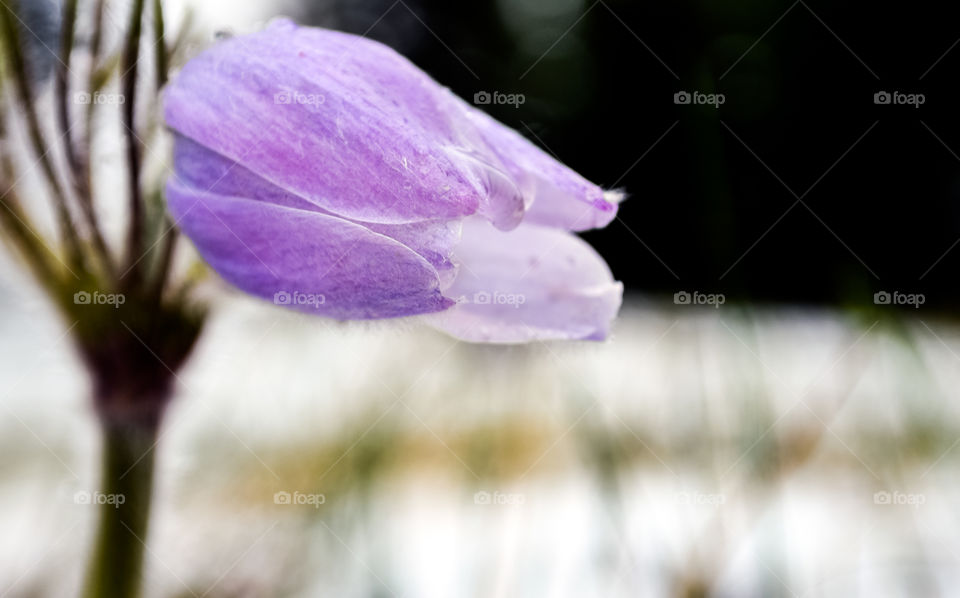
(55, 0, 80, 177)
(121, 0, 146, 287)
(146, 0, 177, 304)
(152, 0, 168, 88)
(83, 0, 106, 156)
(56, 0, 116, 278)
(0, 86, 68, 295)
(0, 188, 63, 295)
(148, 217, 178, 304)
(0, 0, 85, 271)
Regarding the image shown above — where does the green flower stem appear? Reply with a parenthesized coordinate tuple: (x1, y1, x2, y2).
(82, 415, 161, 598)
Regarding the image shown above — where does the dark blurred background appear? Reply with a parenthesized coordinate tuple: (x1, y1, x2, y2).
(292, 0, 960, 310)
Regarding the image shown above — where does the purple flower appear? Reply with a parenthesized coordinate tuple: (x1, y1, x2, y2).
(165, 19, 623, 342)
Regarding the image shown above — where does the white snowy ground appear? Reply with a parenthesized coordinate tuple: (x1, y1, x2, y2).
(2, 251, 960, 597)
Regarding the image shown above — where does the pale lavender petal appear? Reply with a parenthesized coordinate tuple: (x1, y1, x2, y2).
(427, 218, 623, 343)
(365, 219, 462, 289)
(165, 20, 625, 337)
(462, 105, 623, 231)
(172, 134, 461, 285)
(165, 20, 524, 229)
(167, 178, 454, 319)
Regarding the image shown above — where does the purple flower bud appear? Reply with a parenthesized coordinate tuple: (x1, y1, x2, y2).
(165, 19, 623, 342)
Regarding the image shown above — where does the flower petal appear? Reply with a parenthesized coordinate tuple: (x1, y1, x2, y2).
(165, 20, 525, 228)
(462, 105, 622, 231)
(172, 134, 462, 286)
(427, 218, 622, 342)
(167, 178, 454, 319)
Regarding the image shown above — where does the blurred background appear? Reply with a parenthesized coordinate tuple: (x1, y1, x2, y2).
(283, 0, 960, 309)
(3, 0, 960, 597)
